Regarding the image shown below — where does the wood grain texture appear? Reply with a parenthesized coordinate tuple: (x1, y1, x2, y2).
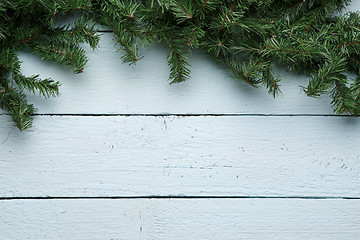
(4, 1, 359, 116)
(1, 198, 360, 240)
(2, 3, 360, 238)
(0, 2, 359, 117)
(1, 115, 359, 198)
(13, 33, 336, 115)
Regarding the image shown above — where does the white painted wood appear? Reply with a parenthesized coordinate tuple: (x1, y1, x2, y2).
(1, 198, 360, 240)
(2, 3, 360, 238)
(5, 0, 357, 115)
(344, 0, 360, 12)
(14, 33, 336, 115)
(1, 115, 360, 197)
(0, 3, 355, 117)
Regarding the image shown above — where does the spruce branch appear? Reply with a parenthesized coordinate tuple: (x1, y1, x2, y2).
(196, 0, 221, 19)
(330, 80, 354, 114)
(262, 67, 282, 98)
(114, 30, 143, 65)
(51, 18, 100, 50)
(99, 0, 145, 65)
(54, 0, 93, 12)
(167, 39, 191, 83)
(183, 25, 205, 48)
(0, 0, 102, 130)
(3, 0, 360, 131)
(303, 53, 348, 97)
(351, 76, 360, 114)
(161, 28, 191, 83)
(33, 40, 88, 73)
(224, 56, 271, 87)
(169, 0, 193, 23)
(214, 5, 243, 30)
(13, 74, 60, 98)
(0, 48, 21, 74)
(0, 83, 35, 131)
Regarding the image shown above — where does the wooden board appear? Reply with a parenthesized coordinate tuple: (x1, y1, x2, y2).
(1, 199, 359, 239)
(14, 33, 336, 115)
(3, 2, 360, 238)
(1, 115, 360, 198)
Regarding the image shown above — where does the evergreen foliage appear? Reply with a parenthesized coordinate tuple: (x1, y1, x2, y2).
(1, 0, 360, 130)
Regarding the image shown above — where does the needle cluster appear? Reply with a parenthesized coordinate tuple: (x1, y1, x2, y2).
(1, 0, 360, 130)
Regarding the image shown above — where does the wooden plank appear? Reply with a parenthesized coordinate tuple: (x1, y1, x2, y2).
(1, 198, 359, 239)
(7, 0, 360, 115)
(345, 0, 360, 12)
(1, 115, 360, 198)
(14, 33, 336, 115)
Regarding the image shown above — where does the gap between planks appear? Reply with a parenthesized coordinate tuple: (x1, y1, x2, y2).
(0, 113, 357, 117)
(1, 196, 360, 201)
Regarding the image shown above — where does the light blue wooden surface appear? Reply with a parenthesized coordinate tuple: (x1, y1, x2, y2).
(1, 2, 360, 239)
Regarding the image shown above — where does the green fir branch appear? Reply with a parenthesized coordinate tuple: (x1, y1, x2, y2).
(169, 0, 193, 23)
(330, 80, 355, 114)
(262, 67, 282, 98)
(160, 29, 191, 83)
(33, 40, 88, 73)
(224, 57, 271, 87)
(51, 18, 100, 50)
(13, 74, 60, 98)
(304, 53, 348, 97)
(0, 84, 35, 131)
(2, 0, 360, 131)
(114, 31, 143, 65)
(350, 76, 360, 114)
(167, 40, 191, 83)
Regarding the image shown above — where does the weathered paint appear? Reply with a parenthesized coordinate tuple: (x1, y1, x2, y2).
(1, 199, 360, 240)
(2, 1, 360, 238)
(1, 115, 359, 198)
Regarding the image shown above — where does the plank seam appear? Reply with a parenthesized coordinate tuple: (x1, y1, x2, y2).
(0, 113, 356, 117)
(1, 196, 360, 200)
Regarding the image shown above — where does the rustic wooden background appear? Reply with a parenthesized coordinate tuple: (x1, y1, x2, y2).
(1, 2, 360, 239)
